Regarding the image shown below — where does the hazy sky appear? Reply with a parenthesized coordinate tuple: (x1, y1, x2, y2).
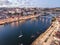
(0, 0, 60, 8)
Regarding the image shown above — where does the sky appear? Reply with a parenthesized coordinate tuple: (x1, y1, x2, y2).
(0, 0, 60, 8)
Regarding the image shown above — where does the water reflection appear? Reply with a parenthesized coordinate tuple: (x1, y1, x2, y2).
(10, 20, 26, 27)
(0, 25, 5, 32)
(31, 35, 35, 38)
(10, 22, 15, 27)
(0, 16, 52, 45)
(0, 25, 4, 28)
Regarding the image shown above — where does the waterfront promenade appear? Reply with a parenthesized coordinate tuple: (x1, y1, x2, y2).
(31, 19, 59, 45)
(0, 15, 40, 25)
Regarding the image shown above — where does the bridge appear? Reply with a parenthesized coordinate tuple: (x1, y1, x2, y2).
(31, 19, 59, 45)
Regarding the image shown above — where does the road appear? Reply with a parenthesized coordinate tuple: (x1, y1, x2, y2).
(31, 20, 59, 45)
(0, 15, 40, 25)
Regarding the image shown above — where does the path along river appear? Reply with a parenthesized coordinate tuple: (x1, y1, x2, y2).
(0, 16, 53, 45)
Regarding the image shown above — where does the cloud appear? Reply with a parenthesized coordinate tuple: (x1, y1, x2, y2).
(0, 0, 40, 7)
(0, 0, 60, 8)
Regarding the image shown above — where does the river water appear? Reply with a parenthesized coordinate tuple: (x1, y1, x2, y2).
(0, 16, 52, 45)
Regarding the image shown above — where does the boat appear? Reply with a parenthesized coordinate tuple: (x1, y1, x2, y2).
(19, 35, 23, 38)
(18, 30, 23, 38)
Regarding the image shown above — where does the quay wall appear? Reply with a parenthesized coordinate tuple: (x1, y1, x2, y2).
(31, 20, 59, 45)
(0, 15, 40, 25)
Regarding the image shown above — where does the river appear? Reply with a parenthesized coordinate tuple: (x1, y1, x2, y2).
(0, 16, 52, 45)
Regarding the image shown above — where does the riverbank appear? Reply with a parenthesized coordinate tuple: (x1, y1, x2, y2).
(31, 19, 59, 45)
(0, 15, 40, 25)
